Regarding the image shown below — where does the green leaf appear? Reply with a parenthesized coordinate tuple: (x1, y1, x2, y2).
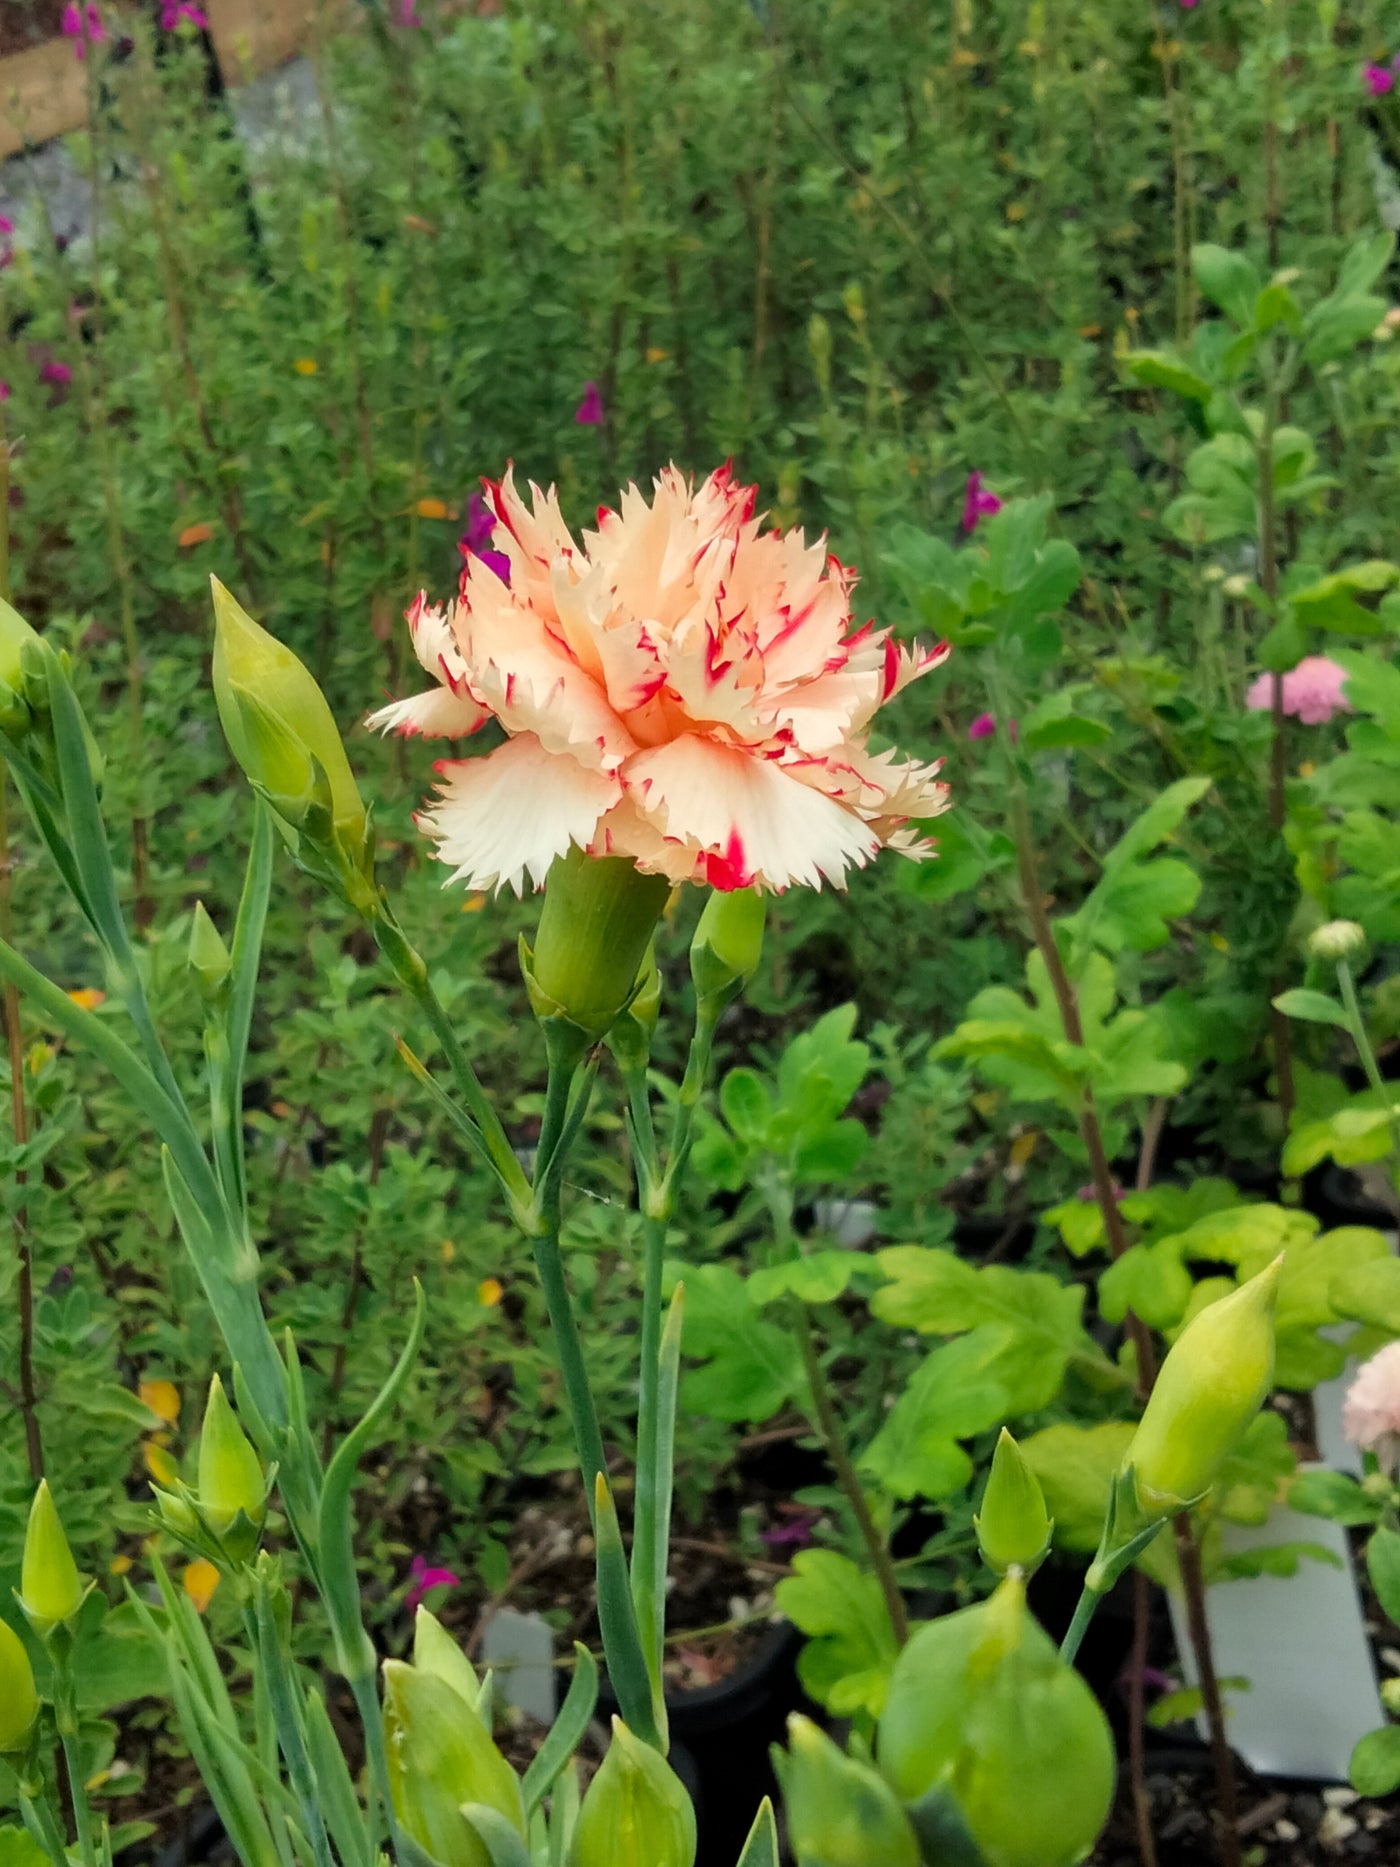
(860, 1326, 1021, 1501)
(1303, 293, 1387, 367)
(1147, 1679, 1251, 1728)
(1370, 1527, 1400, 1628)
(1065, 777, 1211, 956)
(1272, 988, 1350, 1029)
(1289, 1468, 1381, 1527)
(1123, 350, 1214, 402)
(68, 1383, 166, 1432)
(1289, 562, 1399, 635)
(1213, 1541, 1341, 1581)
(460, 1807, 532, 1867)
(0, 1834, 51, 1867)
(1097, 1241, 1192, 1331)
(521, 1646, 598, 1821)
(593, 1474, 662, 1749)
(672, 1263, 802, 1422)
(1337, 232, 1396, 299)
(1282, 1105, 1395, 1177)
(1192, 244, 1264, 327)
(735, 1800, 780, 1867)
(1042, 1197, 1105, 1258)
(1021, 1423, 1136, 1549)
(774, 1550, 899, 1720)
(1351, 1723, 1400, 1798)
(873, 1247, 1089, 1373)
(1332, 1255, 1400, 1332)
(720, 1068, 772, 1144)
(748, 1252, 861, 1307)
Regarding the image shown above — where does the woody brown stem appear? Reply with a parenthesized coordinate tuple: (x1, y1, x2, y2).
(1174, 1517, 1242, 1867)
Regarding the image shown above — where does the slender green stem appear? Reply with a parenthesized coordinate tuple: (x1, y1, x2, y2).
(19, 1789, 70, 1867)
(631, 1211, 668, 1686)
(531, 1217, 610, 1510)
(57, 1727, 99, 1867)
(1059, 1581, 1103, 1667)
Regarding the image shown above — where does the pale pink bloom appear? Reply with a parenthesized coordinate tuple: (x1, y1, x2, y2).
(1344, 1342, 1400, 1469)
(1244, 656, 1353, 726)
(371, 464, 951, 895)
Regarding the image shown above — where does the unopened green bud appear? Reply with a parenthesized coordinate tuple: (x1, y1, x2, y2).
(0, 598, 40, 706)
(571, 1718, 696, 1867)
(195, 1375, 266, 1562)
(1307, 919, 1367, 963)
(524, 849, 669, 1040)
(210, 578, 367, 848)
(776, 1716, 918, 1867)
(690, 886, 765, 1006)
(383, 1658, 525, 1867)
(1124, 1254, 1282, 1516)
(879, 1576, 1115, 1867)
(975, 1429, 1053, 1578)
(0, 1617, 38, 1753)
(187, 903, 232, 1001)
(19, 1481, 85, 1636)
(413, 1606, 484, 1714)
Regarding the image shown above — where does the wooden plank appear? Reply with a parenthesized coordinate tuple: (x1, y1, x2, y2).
(208, 0, 326, 85)
(0, 37, 88, 160)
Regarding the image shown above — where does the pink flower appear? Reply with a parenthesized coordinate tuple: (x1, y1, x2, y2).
(398, 0, 421, 20)
(0, 218, 13, 237)
(759, 1508, 821, 1551)
(0, 384, 9, 404)
(405, 1553, 460, 1611)
(575, 381, 605, 426)
(39, 361, 72, 388)
(1244, 656, 1353, 726)
(1344, 1342, 1400, 1469)
(457, 490, 512, 584)
(61, 2, 104, 56)
(967, 712, 1016, 743)
(1365, 60, 1399, 96)
(370, 464, 952, 894)
(160, 2, 209, 26)
(962, 471, 1002, 533)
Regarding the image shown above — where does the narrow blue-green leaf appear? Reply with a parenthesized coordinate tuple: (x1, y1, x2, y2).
(593, 1474, 662, 1750)
(521, 1644, 599, 1820)
(223, 803, 276, 1216)
(632, 1283, 683, 1733)
(254, 1583, 338, 1867)
(547, 1763, 579, 1867)
(735, 1798, 780, 1867)
(393, 1037, 500, 1186)
(459, 1807, 532, 1867)
(42, 649, 130, 962)
(2, 744, 95, 929)
(170, 1664, 284, 1867)
(0, 936, 219, 1216)
(303, 1689, 372, 1867)
(319, 1283, 426, 1678)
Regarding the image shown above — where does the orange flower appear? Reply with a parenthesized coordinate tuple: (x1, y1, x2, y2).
(140, 1379, 181, 1426)
(477, 1277, 504, 1307)
(182, 1559, 220, 1613)
(178, 522, 215, 548)
(416, 497, 451, 520)
(66, 987, 104, 1011)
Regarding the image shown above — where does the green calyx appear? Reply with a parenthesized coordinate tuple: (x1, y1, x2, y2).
(570, 1718, 697, 1867)
(525, 849, 670, 1041)
(775, 1716, 919, 1867)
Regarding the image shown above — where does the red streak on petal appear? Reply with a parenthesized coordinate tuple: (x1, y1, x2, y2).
(882, 635, 901, 700)
(704, 828, 752, 890)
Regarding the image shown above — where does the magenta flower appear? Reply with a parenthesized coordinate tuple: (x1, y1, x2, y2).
(1245, 656, 1353, 726)
(160, 1, 209, 26)
(62, 2, 104, 56)
(962, 471, 1002, 533)
(398, 0, 421, 20)
(1366, 62, 1397, 96)
(404, 1553, 460, 1611)
(0, 218, 13, 238)
(39, 361, 72, 388)
(575, 381, 606, 426)
(457, 491, 511, 584)
(0, 384, 10, 404)
(967, 712, 1017, 744)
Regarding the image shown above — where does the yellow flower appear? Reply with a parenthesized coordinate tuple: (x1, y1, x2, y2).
(460, 895, 486, 913)
(294, 358, 319, 376)
(646, 347, 669, 364)
(140, 1379, 181, 1426)
(416, 498, 451, 520)
(182, 1559, 220, 1614)
(108, 1554, 133, 1576)
(477, 1278, 504, 1308)
(1298, 760, 1316, 778)
(67, 988, 104, 1011)
(441, 1240, 456, 1265)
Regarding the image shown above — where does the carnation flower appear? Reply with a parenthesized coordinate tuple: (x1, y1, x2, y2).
(1244, 656, 1353, 726)
(1344, 1342, 1400, 1469)
(371, 464, 951, 894)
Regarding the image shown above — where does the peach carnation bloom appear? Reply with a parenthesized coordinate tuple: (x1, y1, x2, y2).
(370, 464, 951, 895)
(1343, 1340, 1400, 1468)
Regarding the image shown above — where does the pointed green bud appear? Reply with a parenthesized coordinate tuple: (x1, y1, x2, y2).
(525, 849, 670, 1040)
(19, 1481, 85, 1636)
(412, 1606, 483, 1714)
(570, 1718, 696, 1867)
(382, 1658, 525, 1867)
(187, 902, 232, 1001)
(879, 1575, 1115, 1867)
(690, 886, 765, 1005)
(1124, 1254, 1282, 1516)
(776, 1716, 918, 1867)
(0, 598, 40, 727)
(975, 1429, 1053, 1578)
(210, 578, 367, 848)
(0, 1617, 38, 1753)
(195, 1375, 266, 1564)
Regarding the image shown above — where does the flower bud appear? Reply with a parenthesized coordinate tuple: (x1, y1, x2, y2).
(382, 1658, 525, 1867)
(690, 886, 765, 1007)
(606, 944, 662, 1075)
(570, 1718, 696, 1867)
(524, 849, 670, 1040)
(194, 1375, 266, 1563)
(19, 1481, 85, 1636)
(0, 1617, 38, 1753)
(1124, 1254, 1282, 1516)
(0, 597, 40, 721)
(412, 1605, 484, 1714)
(975, 1429, 1053, 1578)
(187, 902, 232, 1002)
(210, 578, 367, 850)
(775, 1716, 918, 1867)
(1307, 919, 1367, 963)
(879, 1576, 1115, 1867)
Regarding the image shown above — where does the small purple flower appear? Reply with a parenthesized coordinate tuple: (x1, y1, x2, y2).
(160, 1, 210, 26)
(961, 470, 1002, 533)
(1365, 58, 1400, 96)
(405, 1553, 460, 1612)
(575, 380, 605, 426)
(0, 218, 13, 238)
(458, 491, 512, 583)
(61, 2, 104, 58)
(967, 712, 1017, 744)
(759, 1509, 820, 1552)
(0, 383, 10, 404)
(40, 361, 72, 388)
